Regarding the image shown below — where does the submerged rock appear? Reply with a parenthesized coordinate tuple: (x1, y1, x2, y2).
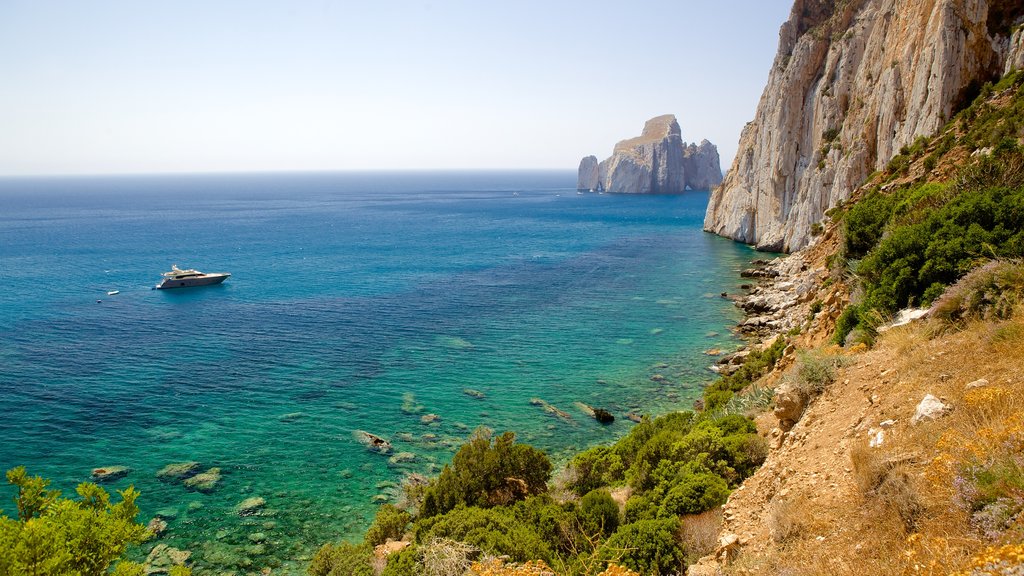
(529, 398, 573, 422)
(462, 388, 486, 399)
(278, 412, 306, 422)
(156, 461, 201, 481)
(144, 544, 191, 575)
(91, 466, 131, 483)
(420, 413, 441, 424)
(183, 467, 222, 493)
(388, 452, 417, 465)
(355, 430, 392, 454)
(592, 408, 615, 424)
(236, 496, 266, 517)
(147, 517, 168, 537)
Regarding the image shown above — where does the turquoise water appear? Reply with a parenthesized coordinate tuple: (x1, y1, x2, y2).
(0, 171, 753, 573)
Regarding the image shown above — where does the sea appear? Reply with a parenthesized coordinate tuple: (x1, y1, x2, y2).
(0, 171, 755, 573)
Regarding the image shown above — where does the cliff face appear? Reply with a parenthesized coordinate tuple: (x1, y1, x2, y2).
(683, 140, 724, 191)
(577, 115, 723, 193)
(704, 0, 1024, 252)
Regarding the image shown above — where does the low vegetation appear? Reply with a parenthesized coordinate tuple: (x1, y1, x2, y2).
(831, 70, 1024, 345)
(0, 466, 175, 576)
(311, 410, 766, 576)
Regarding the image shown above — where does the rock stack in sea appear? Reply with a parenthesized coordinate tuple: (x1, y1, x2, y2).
(577, 114, 723, 193)
(704, 0, 1024, 252)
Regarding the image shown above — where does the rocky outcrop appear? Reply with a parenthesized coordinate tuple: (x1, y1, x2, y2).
(577, 155, 599, 191)
(705, 0, 1024, 252)
(578, 115, 722, 193)
(683, 140, 724, 191)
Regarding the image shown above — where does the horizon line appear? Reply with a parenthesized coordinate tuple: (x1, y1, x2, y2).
(0, 167, 582, 179)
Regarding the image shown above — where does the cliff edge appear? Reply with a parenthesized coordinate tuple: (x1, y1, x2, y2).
(704, 0, 1024, 252)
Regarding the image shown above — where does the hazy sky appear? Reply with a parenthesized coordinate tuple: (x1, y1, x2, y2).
(0, 1, 792, 176)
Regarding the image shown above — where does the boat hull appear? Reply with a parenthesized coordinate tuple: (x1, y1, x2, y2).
(156, 273, 230, 290)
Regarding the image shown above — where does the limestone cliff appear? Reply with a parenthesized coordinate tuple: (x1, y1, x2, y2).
(577, 115, 722, 193)
(683, 140, 724, 191)
(704, 0, 1024, 252)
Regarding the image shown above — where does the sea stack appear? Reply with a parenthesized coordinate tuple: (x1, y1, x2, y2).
(577, 155, 600, 191)
(578, 114, 722, 193)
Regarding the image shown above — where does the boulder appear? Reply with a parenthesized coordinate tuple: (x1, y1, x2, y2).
(462, 388, 486, 399)
(147, 517, 168, 537)
(91, 466, 131, 483)
(773, 382, 807, 428)
(911, 394, 951, 424)
(592, 408, 615, 424)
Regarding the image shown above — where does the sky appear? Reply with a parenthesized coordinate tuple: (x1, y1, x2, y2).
(0, 1, 793, 176)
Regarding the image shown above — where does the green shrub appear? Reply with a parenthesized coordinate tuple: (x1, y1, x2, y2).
(365, 504, 411, 546)
(420, 429, 551, 518)
(659, 471, 730, 517)
(578, 489, 620, 537)
(622, 493, 659, 524)
(308, 541, 374, 576)
(567, 446, 625, 496)
(833, 303, 862, 345)
(380, 546, 419, 576)
(792, 350, 844, 395)
(600, 518, 685, 576)
(0, 467, 150, 576)
(414, 506, 554, 564)
(702, 337, 786, 410)
(844, 189, 896, 258)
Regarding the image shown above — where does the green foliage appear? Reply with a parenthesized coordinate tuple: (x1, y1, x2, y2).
(380, 546, 418, 576)
(833, 303, 862, 345)
(844, 189, 896, 258)
(858, 180, 1024, 313)
(308, 541, 374, 576)
(365, 504, 411, 546)
(414, 505, 554, 564)
(659, 471, 730, 517)
(600, 518, 685, 576)
(567, 446, 625, 497)
(0, 467, 150, 576)
(702, 337, 786, 410)
(578, 489, 620, 538)
(420, 428, 551, 518)
(791, 350, 844, 396)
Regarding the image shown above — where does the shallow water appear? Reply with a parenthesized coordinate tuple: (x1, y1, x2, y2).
(0, 171, 754, 573)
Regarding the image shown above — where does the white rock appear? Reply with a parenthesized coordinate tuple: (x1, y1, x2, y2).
(911, 394, 951, 425)
(868, 428, 884, 448)
(965, 378, 989, 390)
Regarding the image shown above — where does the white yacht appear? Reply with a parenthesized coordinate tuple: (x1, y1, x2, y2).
(155, 265, 230, 290)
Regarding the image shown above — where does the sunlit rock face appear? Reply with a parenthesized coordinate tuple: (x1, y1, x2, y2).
(704, 0, 1023, 252)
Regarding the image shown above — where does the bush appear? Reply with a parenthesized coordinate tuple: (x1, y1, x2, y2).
(414, 506, 554, 565)
(365, 504, 411, 546)
(578, 489, 620, 537)
(420, 429, 551, 518)
(380, 546, 419, 576)
(600, 518, 685, 576)
(308, 541, 375, 576)
(567, 446, 625, 497)
(659, 471, 730, 517)
(0, 467, 150, 576)
(930, 260, 1024, 326)
(833, 303, 862, 344)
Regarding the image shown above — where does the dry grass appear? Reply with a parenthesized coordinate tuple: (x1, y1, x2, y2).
(680, 508, 723, 562)
(723, 307, 1024, 575)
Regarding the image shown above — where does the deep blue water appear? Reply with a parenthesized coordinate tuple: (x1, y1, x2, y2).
(0, 171, 754, 573)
